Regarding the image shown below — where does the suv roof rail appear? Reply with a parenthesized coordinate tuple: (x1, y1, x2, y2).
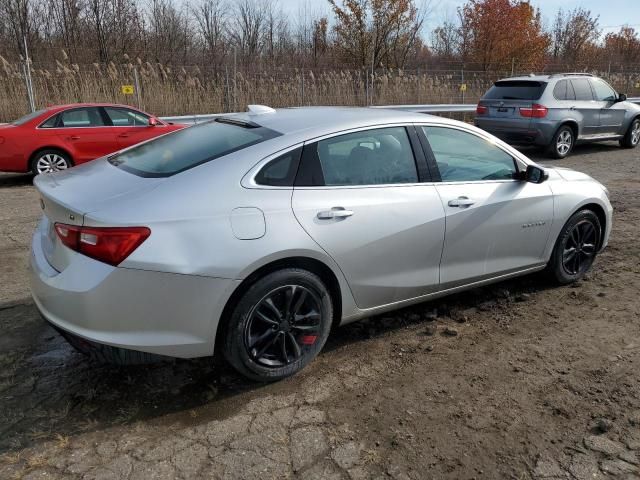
(549, 72, 595, 78)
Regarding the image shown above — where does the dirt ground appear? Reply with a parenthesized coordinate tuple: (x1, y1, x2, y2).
(0, 142, 639, 480)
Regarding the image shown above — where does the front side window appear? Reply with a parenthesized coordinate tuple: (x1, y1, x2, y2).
(109, 119, 281, 177)
(422, 126, 517, 182)
(304, 127, 418, 186)
(570, 79, 594, 101)
(59, 107, 105, 127)
(590, 79, 617, 102)
(104, 107, 150, 126)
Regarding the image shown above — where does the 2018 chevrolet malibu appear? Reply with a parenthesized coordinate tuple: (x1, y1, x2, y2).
(30, 106, 613, 381)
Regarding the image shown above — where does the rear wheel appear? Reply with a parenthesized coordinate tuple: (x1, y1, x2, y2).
(547, 210, 601, 284)
(620, 118, 640, 148)
(31, 149, 73, 175)
(222, 268, 333, 382)
(547, 125, 574, 159)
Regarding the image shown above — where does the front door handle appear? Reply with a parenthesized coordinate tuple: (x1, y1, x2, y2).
(317, 207, 354, 219)
(117, 133, 130, 138)
(448, 196, 475, 208)
(68, 135, 80, 140)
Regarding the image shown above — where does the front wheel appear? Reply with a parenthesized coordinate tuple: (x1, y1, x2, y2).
(222, 268, 333, 382)
(547, 210, 601, 284)
(547, 125, 574, 159)
(31, 149, 73, 175)
(620, 118, 640, 149)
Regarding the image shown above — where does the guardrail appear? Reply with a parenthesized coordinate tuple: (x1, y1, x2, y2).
(161, 98, 640, 124)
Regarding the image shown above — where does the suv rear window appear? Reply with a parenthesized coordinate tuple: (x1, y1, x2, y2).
(109, 119, 281, 177)
(483, 81, 547, 100)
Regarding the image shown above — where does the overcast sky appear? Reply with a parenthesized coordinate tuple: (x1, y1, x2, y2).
(277, 0, 640, 38)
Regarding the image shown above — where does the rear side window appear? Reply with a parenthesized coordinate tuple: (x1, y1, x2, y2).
(553, 80, 576, 101)
(109, 120, 281, 177)
(59, 108, 106, 127)
(255, 147, 302, 186)
(297, 127, 418, 186)
(570, 79, 594, 101)
(483, 81, 546, 100)
(12, 109, 46, 126)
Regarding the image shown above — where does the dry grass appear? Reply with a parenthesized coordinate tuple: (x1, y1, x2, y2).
(1, 55, 639, 122)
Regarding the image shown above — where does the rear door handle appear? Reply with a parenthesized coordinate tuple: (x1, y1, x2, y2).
(317, 207, 354, 219)
(117, 133, 130, 138)
(68, 135, 80, 140)
(448, 196, 475, 208)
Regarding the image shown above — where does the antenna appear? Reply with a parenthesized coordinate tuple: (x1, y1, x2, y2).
(247, 105, 276, 115)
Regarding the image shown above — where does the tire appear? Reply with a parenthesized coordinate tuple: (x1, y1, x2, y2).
(31, 149, 73, 175)
(547, 210, 601, 284)
(620, 118, 640, 149)
(547, 125, 575, 159)
(222, 268, 333, 382)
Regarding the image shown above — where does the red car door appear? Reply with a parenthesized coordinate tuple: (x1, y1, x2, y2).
(103, 107, 175, 150)
(55, 107, 120, 163)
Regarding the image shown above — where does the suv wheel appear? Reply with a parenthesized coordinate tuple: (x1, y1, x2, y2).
(620, 118, 640, 148)
(222, 268, 333, 382)
(547, 125, 574, 159)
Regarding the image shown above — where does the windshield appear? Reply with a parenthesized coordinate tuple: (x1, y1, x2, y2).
(109, 119, 281, 177)
(484, 81, 547, 100)
(12, 109, 46, 126)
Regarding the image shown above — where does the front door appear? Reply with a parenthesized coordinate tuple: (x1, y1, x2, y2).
(589, 78, 626, 135)
(292, 126, 445, 310)
(103, 107, 162, 149)
(418, 125, 554, 287)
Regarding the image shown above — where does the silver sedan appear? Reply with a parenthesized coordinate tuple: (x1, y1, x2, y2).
(29, 106, 613, 381)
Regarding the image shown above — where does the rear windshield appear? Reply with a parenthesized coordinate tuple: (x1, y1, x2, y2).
(483, 81, 547, 100)
(108, 119, 281, 177)
(12, 109, 46, 126)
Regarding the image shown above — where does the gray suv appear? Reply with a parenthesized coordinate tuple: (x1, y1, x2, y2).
(475, 73, 640, 158)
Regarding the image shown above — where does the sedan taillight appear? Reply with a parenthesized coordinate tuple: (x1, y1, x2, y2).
(519, 104, 548, 118)
(55, 223, 150, 266)
(476, 104, 487, 115)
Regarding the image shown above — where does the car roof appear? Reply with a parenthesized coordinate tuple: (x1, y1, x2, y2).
(44, 103, 144, 113)
(496, 74, 596, 83)
(222, 106, 453, 137)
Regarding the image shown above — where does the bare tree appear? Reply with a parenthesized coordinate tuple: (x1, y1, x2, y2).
(229, 0, 266, 60)
(192, 0, 228, 66)
(550, 7, 600, 67)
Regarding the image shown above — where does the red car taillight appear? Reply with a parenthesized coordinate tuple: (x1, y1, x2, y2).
(476, 104, 487, 115)
(519, 104, 548, 118)
(55, 223, 150, 266)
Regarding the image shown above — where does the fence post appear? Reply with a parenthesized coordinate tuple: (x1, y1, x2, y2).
(133, 67, 142, 109)
(23, 35, 36, 112)
(461, 67, 465, 104)
(301, 67, 305, 106)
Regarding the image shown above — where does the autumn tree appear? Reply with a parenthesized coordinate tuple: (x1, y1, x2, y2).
(328, 0, 426, 68)
(549, 8, 599, 67)
(602, 27, 640, 67)
(430, 19, 459, 59)
(457, 0, 549, 71)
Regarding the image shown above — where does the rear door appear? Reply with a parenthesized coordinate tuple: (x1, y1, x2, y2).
(54, 107, 119, 162)
(589, 78, 626, 134)
(569, 78, 600, 136)
(291, 125, 445, 310)
(418, 125, 553, 287)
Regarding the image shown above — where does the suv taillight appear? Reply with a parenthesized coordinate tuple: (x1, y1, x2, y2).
(55, 223, 150, 266)
(519, 104, 548, 118)
(476, 104, 487, 115)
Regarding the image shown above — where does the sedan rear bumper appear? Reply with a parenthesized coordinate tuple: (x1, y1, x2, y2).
(29, 226, 238, 359)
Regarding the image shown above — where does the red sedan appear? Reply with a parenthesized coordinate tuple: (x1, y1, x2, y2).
(0, 103, 186, 174)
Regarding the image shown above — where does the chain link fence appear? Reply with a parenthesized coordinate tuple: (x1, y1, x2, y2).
(1, 59, 640, 122)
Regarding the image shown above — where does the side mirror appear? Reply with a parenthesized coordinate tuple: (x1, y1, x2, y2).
(148, 117, 159, 126)
(617, 93, 627, 102)
(525, 165, 548, 184)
